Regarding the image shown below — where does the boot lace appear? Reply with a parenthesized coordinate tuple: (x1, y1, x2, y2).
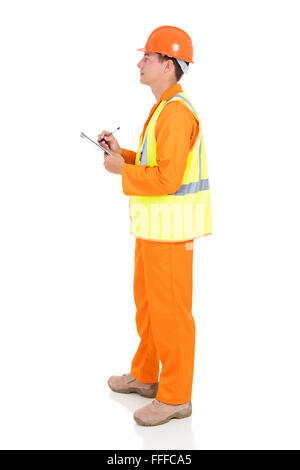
(152, 399, 164, 408)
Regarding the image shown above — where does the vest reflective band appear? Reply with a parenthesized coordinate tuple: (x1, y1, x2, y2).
(129, 91, 213, 241)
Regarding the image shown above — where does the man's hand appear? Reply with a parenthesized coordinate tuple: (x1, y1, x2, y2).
(98, 129, 124, 174)
(103, 150, 125, 175)
(98, 130, 121, 154)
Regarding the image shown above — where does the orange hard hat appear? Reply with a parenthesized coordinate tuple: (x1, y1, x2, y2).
(137, 25, 194, 64)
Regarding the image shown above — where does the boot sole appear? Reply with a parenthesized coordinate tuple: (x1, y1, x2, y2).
(134, 407, 192, 426)
(108, 383, 159, 399)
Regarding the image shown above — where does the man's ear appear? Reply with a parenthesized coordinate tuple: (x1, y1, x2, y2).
(165, 58, 174, 74)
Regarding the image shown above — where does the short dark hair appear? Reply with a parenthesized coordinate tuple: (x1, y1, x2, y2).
(156, 53, 189, 81)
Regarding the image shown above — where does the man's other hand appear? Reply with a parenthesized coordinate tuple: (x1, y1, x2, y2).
(103, 150, 125, 175)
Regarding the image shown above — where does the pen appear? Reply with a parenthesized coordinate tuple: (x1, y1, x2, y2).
(99, 126, 120, 142)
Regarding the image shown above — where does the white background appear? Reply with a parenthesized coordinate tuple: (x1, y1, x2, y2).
(1, 0, 300, 450)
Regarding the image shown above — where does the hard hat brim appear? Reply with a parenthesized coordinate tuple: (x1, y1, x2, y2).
(136, 48, 194, 64)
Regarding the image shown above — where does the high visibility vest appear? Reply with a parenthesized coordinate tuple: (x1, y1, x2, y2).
(129, 91, 212, 242)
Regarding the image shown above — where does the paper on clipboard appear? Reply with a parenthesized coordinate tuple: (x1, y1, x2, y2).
(80, 132, 112, 156)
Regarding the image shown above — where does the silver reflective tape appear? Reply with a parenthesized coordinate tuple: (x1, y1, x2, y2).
(198, 133, 202, 180)
(169, 178, 209, 195)
(140, 131, 148, 164)
(170, 94, 199, 119)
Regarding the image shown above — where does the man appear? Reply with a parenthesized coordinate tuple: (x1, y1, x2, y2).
(98, 25, 212, 426)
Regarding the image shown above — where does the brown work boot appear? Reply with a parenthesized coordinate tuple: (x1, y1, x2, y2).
(107, 372, 159, 398)
(133, 399, 192, 426)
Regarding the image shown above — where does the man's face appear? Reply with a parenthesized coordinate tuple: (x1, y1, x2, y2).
(137, 52, 167, 86)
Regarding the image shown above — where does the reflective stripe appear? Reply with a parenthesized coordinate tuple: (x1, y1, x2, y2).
(171, 93, 199, 119)
(169, 178, 209, 195)
(199, 131, 202, 180)
(140, 131, 148, 164)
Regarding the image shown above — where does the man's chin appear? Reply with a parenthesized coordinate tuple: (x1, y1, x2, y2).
(140, 76, 148, 85)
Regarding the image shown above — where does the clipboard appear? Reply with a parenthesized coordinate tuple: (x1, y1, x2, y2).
(80, 132, 112, 156)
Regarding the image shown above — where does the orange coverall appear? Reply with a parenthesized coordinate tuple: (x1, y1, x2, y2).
(121, 83, 199, 404)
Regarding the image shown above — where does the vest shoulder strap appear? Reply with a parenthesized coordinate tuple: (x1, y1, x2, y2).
(161, 92, 200, 123)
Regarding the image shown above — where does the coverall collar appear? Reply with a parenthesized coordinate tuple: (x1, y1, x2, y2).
(158, 83, 183, 103)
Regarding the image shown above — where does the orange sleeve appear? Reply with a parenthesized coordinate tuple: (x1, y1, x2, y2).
(120, 148, 136, 165)
(121, 102, 199, 196)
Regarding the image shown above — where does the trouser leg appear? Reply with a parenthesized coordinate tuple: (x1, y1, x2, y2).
(130, 238, 160, 383)
(142, 239, 195, 404)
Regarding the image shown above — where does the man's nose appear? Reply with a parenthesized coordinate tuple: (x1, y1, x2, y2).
(137, 59, 143, 68)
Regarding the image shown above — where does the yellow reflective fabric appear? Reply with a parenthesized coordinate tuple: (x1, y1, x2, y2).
(130, 92, 212, 242)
